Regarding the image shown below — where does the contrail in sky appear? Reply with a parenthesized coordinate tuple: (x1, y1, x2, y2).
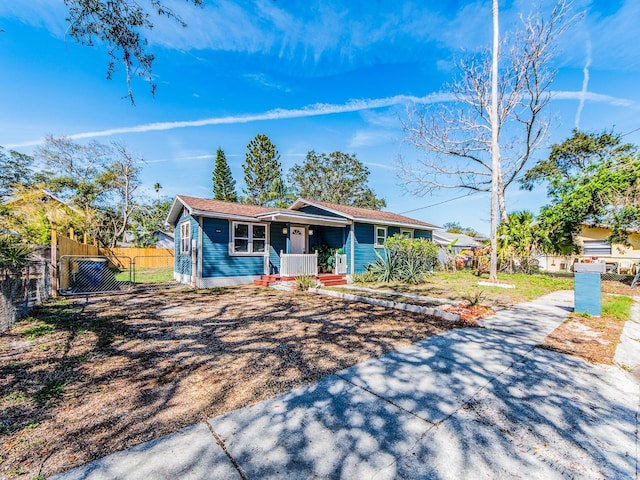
(7, 93, 454, 148)
(575, 37, 592, 129)
(7, 89, 636, 148)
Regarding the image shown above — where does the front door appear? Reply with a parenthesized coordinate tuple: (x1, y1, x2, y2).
(290, 226, 306, 254)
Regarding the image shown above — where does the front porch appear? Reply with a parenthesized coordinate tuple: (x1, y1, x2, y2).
(253, 273, 348, 288)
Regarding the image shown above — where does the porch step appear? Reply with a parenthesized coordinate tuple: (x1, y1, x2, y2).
(318, 274, 348, 287)
(253, 274, 280, 287)
(321, 279, 348, 287)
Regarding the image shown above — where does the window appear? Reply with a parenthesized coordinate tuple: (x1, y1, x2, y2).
(374, 226, 387, 248)
(180, 221, 191, 255)
(232, 222, 267, 255)
(400, 229, 414, 239)
(583, 240, 611, 256)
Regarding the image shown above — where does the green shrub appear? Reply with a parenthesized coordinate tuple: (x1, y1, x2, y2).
(294, 275, 315, 291)
(367, 236, 439, 284)
(351, 271, 376, 283)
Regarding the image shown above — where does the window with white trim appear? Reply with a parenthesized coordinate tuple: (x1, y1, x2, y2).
(374, 225, 387, 248)
(232, 222, 267, 255)
(400, 229, 414, 239)
(180, 221, 191, 255)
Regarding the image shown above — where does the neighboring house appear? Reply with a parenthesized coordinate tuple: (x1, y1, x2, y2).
(432, 231, 483, 253)
(432, 230, 483, 268)
(541, 225, 640, 274)
(153, 231, 174, 249)
(166, 195, 438, 287)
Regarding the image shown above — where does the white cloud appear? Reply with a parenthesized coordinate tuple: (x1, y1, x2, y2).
(349, 130, 397, 149)
(243, 73, 292, 93)
(552, 90, 636, 108)
(0, 1, 68, 35)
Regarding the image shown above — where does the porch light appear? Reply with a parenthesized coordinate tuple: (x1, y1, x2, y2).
(282, 227, 288, 234)
(309, 229, 314, 235)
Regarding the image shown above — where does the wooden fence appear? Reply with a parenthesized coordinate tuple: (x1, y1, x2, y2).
(57, 236, 173, 268)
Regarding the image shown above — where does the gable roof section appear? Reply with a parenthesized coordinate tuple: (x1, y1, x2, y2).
(290, 198, 439, 230)
(166, 195, 280, 226)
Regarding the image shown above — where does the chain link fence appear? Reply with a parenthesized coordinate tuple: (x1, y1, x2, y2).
(1, 260, 51, 333)
(59, 255, 133, 295)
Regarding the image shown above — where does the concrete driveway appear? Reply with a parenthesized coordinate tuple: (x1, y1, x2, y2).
(53, 290, 639, 479)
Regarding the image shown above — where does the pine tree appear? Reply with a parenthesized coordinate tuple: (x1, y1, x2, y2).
(242, 134, 282, 206)
(212, 147, 238, 202)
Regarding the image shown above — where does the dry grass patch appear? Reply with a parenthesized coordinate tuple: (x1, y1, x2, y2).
(0, 285, 459, 479)
(541, 295, 632, 364)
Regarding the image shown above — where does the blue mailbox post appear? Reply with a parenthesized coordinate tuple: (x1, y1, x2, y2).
(573, 263, 605, 316)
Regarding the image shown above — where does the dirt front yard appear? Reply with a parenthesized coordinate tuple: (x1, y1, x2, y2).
(0, 285, 459, 478)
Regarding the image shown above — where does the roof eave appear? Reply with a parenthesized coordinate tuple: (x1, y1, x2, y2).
(166, 197, 189, 227)
(354, 217, 437, 230)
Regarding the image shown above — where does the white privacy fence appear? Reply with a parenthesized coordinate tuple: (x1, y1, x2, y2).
(280, 252, 318, 277)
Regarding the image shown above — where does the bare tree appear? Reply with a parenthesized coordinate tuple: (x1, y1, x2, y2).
(96, 143, 142, 247)
(399, 1, 573, 224)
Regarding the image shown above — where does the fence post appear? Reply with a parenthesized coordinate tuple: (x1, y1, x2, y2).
(50, 222, 58, 297)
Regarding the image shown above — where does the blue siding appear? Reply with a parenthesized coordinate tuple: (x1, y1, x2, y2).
(297, 205, 346, 219)
(316, 226, 344, 250)
(353, 223, 379, 274)
(200, 218, 264, 278)
(269, 223, 287, 274)
(174, 210, 196, 276)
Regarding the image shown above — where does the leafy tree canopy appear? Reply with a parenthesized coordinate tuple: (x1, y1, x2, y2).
(534, 130, 640, 252)
(64, 0, 204, 103)
(442, 222, 479, 238)
(288, 151, 386, 210)
(520, 129, 635, 197)
(242, 134, 282, 206)
(0, 147, 34, 201)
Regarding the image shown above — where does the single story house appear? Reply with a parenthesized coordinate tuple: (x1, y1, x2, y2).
(166, 195, 438, 287)
(541, 224, 640, 274)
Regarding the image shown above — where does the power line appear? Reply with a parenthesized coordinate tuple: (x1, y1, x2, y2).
(622, 126, 640, 137)
(399, 192, 481, 214)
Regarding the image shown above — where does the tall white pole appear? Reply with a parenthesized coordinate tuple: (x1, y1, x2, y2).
(489, 0, 500, 282)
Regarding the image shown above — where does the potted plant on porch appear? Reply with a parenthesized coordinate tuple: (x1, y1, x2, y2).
(313, 244, 336, 273)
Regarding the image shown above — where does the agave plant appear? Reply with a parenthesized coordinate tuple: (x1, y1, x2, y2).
(368, 248, 400, 283)
(0, 234, 33, 277)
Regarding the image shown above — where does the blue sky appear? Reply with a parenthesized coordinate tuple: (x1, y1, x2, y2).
(1, 0, 639, 234)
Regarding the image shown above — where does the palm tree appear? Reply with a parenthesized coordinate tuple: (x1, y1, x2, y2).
(498, 211, 539, 273)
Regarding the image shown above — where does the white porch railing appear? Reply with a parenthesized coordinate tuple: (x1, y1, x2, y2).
(280, 251, 318, 277)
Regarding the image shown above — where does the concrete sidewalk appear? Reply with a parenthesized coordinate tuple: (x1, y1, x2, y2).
(52, 291, 639, 479)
